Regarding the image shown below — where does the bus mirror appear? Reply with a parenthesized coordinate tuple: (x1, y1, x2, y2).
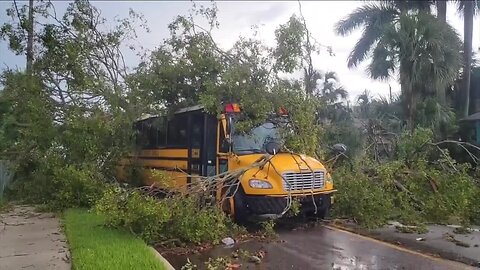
(332, 143, 347, 154)
(265, 141, 281, 155)
(221, 138, 232, 152)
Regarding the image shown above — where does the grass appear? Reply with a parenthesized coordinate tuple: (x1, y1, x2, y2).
(0, 198, 12, 213)
(63, 208, 166, 270)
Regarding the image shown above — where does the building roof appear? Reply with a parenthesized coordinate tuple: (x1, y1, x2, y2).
(462, 112, 480, 121)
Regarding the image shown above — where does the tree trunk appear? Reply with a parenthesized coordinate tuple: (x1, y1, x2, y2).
(26, 0, 34, 73)
(436, 1, 447, 22)
(408, 87, 415, 132)
(400, 69, 414, 131)
(462, 0, 474, 117)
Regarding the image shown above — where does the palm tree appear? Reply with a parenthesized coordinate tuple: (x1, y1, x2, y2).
(459, 0, 475, 116)
(315, 71, 350, 123)
(335, 2, 462, 130)
(433, 1, 479, 116)
(356, 89, 373, 118)
(320, 71, 348, 103)
(436, 0, 447, 22)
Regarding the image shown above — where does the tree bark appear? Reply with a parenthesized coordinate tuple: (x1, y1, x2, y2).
(26, 0, 34, 73)
(400, 68, 414, 131)
(436, 1, 447, 22)
(462, 0, 474, 117)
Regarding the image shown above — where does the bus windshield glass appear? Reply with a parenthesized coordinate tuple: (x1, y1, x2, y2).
(232, 122, 282, 154)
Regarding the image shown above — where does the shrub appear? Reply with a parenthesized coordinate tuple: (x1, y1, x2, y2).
(95, 186, 240, 245)
(95, 187, 171, 242)
(331, 128, 480, 227)
(0, 198, 11, 213)
(7, 151, 105, 211)
(49, 165, 105, 210)
(165, 196, 235, 244)
(331, 168, 395, 228)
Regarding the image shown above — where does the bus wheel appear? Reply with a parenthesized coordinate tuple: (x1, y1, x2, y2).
(233, 186, 249, 224)
(314, 208, 329, 219)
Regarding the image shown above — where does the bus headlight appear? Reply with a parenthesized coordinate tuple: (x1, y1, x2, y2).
(249, 179, 273, 189)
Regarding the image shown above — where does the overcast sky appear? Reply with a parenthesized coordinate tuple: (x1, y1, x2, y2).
(1, 1, 479, 102)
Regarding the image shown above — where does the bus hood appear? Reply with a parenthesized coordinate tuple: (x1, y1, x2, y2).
(231, 153, 334, 196)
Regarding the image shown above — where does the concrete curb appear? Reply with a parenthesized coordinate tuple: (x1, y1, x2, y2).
(149, 247, 176, 270)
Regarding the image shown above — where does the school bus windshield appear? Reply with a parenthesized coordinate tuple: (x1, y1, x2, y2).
(232, 121, 281, 154)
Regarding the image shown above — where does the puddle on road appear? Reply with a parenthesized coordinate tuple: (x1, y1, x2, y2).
(164, 240, 271, 269)
(163, 219, 323, 269)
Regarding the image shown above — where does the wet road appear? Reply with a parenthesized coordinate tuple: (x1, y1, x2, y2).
(165, 225, 475, 270)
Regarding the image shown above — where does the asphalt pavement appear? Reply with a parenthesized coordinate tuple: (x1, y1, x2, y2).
(166, 224, 475, 270)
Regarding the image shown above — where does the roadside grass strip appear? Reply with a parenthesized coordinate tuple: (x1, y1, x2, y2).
(63, 208, 166, 270)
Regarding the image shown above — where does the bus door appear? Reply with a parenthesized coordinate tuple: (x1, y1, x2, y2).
(187, 112, 217, 179)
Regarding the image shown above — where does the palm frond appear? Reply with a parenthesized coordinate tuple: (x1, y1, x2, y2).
(347, 24, 381, 68)
(341, 4, 399, 68)
(334, 2, 398, 36)
(334, 87, 349, 100)
(324, 71, 338, 81)
(367, 36, 397, 80)
(399, 13, 462, 96)
(392, 0, 434, 12)
(456, 0, 480, 16)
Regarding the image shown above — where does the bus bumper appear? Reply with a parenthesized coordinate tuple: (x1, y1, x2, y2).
(242, 192, 333, 219)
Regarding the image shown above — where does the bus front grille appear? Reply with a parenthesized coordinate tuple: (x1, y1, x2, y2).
(282, 171, 325, 191)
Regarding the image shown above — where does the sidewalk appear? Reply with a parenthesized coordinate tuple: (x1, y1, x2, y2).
(0, 205, 70, 270)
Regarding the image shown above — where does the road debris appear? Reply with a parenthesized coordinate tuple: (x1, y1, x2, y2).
(222, 237, 235, 246)
(442, 233, 471, 248)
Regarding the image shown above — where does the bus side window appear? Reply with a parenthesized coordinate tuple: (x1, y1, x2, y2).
(135, 122, 149, 149)
(191, 113, 203, 148)
(166, 114, 188, 147)
(153, 117, 166, 148)
(147, 121, 157, 149)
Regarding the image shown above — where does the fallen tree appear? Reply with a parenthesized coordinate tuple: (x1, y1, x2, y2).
(331, 128, 480, 228)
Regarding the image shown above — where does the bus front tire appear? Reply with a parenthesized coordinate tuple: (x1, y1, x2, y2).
(233, 186, 249, 224)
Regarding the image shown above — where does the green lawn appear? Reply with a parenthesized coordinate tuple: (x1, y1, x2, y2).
(0, 199, 9, 213)
(63, 209, 166, 270)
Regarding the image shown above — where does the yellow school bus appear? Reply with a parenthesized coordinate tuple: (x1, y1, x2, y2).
(118, 104, 336, 221)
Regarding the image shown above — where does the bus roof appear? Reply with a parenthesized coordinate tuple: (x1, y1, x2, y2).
(175, 104, 204, 114)
(134, 105, 205, 123)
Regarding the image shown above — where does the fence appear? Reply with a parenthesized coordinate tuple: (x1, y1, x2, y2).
(0, 161, 13, 199)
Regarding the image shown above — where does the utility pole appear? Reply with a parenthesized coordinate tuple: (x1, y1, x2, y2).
(389, 84, 392, 103)
(462, 0, 474, 117)
(26, 0, 34, 73)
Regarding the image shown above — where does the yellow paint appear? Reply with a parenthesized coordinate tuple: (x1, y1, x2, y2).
(229, 153, 334, 196)
(131, 149, 188, 159)
(118, 149, 189, 193)
(142, 169, 188, 192)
